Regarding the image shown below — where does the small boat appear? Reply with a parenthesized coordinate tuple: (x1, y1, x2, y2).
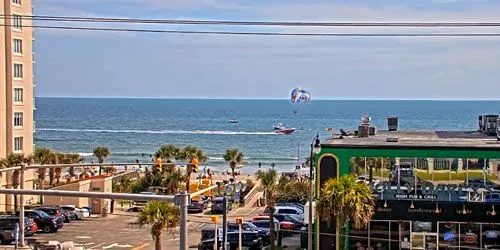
(273, 123, 284, 130)
(229, 119, 238, 123)
(276, 128, 295, 134)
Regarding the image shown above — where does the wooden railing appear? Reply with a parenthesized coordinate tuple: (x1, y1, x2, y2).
(243, 182, 262, 207)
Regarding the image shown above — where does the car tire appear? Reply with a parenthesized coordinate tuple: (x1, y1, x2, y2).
(43, 225, 52, 233)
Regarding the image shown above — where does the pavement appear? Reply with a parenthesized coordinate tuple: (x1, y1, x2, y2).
(28, 206, 266, 250)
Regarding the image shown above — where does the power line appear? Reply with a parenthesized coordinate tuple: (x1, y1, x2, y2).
(4, 14, 500, 27)
(3, 24, 500, 37)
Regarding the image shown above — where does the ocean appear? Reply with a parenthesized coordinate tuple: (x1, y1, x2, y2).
(34, 98, 500, 173)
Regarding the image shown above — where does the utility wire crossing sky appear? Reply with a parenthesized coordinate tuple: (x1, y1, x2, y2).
(33, 0, 500, 100)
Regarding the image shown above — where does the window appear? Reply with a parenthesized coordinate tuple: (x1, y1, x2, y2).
(12, 14, 22, 29)
(12, 0, 21, 4)
(14, 137, 23, 151)
(13, 39, 22, 54)
(13, 63, 23, 78)
(14, 112, 23, 127)
(14, 88, 23, 103)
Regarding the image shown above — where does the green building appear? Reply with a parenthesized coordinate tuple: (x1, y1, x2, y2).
(314, 129, 500, 250)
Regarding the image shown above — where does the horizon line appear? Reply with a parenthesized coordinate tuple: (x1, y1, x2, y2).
(35, 96, 500, 101)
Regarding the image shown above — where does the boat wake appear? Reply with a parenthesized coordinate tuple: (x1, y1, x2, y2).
(37, 128, 279, 135)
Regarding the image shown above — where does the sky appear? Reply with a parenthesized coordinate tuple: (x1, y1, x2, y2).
(33, 0, 500, 100)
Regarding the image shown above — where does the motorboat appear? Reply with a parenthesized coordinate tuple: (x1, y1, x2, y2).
(229, 119, 238, 123)
(273, 123, 284, 130)
(276, 128, 295, 134)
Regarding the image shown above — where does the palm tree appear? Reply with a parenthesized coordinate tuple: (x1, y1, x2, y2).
(177, 145, 207, 192)
(155, 144, 181, 172)
(257, 168, 279, 250)
(54, 153, 67, 185)
(93, 146, 110, 175)
(138, 201, 180, 250)
(34, 147, 56, 189)
(0, 153, 32, 212)
(316, 175, 375, 249)
(155, 144, 180, 162)
(223, 149, 244, 178)
(66, 153, 83, 176)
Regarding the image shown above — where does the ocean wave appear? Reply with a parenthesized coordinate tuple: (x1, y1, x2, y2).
(37, 128, 279, 135)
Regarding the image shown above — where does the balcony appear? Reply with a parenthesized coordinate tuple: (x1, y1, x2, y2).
(33, 97, 36, 110)
(33, 121, 36, 133)
(32, 52, 35, 64)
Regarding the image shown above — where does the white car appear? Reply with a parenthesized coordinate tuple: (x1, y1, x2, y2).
(61, 205, 90, 218)
(274, 206, 304, 222)
(356, 176, 380, 185)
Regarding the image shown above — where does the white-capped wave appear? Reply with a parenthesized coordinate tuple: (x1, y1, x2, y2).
(38, 128, 278, 135)
(78, 153, 94, 157)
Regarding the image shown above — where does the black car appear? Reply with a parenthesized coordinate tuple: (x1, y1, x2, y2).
(34, 207, 69, 223)
(211, 197, 232, 214)
(227, 222, 270, 245)
(20, 210, 63, 233)
(201, 222, 270, 246)
(188, 199, 207, 214)
(0, 216, 34, 244)
(198, 231, 262, 250)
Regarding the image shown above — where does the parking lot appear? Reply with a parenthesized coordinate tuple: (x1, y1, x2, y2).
(27, 206, 270, 250)
(29, 211, 206, 250)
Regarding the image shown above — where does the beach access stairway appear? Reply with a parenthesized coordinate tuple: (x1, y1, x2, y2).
(243, 181, 264, 208)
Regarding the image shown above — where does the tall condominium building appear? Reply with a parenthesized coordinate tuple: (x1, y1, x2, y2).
(1, 0, 36, 212)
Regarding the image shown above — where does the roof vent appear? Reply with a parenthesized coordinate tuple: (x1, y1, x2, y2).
(386, 137, 399, 142)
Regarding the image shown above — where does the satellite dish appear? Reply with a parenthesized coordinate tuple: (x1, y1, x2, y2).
(234, 183, 242, 193)
(241, 181, 248, 192)
(225, 184, 235, 194)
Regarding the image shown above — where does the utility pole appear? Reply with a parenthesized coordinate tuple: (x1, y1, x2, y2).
(177, 191, 189, 250)
(222, 196, 228, 250)
(19, 163, 25, 247)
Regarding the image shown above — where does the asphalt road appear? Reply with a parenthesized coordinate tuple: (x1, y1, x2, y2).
(29, 206, 266, 250)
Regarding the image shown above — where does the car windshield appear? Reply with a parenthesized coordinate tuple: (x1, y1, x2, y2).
(34, 210, 50, 217)
(245, 223, 258, 230)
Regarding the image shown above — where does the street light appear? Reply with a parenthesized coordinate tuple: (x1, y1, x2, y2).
(217, 181, 248, 250)
(308, 134, 321, 250)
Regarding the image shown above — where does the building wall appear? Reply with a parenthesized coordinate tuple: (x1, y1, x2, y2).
(0, 0, 35, 213)
(43, 179, 92, 208)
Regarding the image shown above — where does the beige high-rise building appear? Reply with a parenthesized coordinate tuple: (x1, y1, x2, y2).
(1, 0, 36, 212)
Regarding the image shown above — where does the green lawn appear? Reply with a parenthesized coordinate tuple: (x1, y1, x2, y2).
(416, 171, 497, 181)
(360, 168, 497, 182)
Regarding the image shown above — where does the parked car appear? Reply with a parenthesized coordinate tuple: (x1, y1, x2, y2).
(198, 231, 262, 250)
(188, 199, 208, 214)
(273, 206, 304, 222)
(465, 178, 500, 190)
(356, 175, 381, 185)
(252, 216, 291, 233)
(0, 216, 35, 244)
(82, 206, 93, 215)
(60, 205, 87, 219)
(34, 207, 69, 223)
(211, 197, 232, 214)
(275, 203, 304, 212)
(227, 222, 270, 245)
(20, 210, 63, 233)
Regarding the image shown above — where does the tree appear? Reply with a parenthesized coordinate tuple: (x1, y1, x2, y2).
(177, 145, 207, 192)
(316, 175, 375, 249)
(93, 146, 110, 175)
(155, 144, 180, 162)
(155, 144, 181, 172)
(34, 147, 56, 189)
(223, 148, 244, 178)
(0, 153, 33, 212)
(257, 169, 279, 250)
(138, 201, 180, 250)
